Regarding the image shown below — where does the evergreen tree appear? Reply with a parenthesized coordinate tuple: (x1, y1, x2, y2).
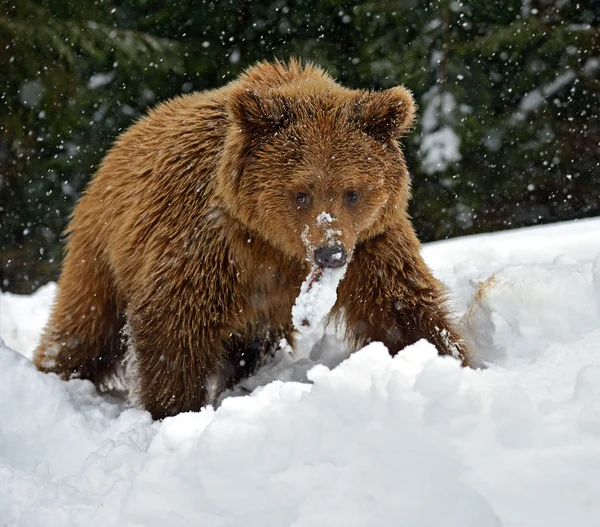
(1, 0, 598, 292)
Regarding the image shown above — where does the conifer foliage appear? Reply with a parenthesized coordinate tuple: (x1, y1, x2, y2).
(1, 0, 598, 292)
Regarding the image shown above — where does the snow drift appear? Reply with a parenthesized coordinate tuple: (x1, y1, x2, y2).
(1, 217, 600, 526)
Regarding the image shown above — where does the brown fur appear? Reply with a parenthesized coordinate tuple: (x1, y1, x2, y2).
(34, 59, 472, 419)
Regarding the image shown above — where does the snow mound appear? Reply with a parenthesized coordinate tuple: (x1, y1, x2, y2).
(464, 257, 600, 363)
(0, 339, 500, 527)
(0, 282, 55, 358)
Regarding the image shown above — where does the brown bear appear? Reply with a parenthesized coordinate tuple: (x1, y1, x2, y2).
(34, 59, 472, 419)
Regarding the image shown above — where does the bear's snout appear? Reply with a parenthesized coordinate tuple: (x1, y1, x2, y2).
(314, 245, 347, 269)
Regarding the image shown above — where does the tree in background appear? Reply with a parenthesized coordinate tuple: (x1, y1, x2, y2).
(1, 0, 598, 292)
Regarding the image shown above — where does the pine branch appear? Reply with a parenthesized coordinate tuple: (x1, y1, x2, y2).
(1, 11, 186, 72)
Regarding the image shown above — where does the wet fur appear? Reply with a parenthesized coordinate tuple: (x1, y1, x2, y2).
(34, 59, 472, 419)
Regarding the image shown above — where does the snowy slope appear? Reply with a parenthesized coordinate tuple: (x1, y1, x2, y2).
(1, 217, 600, 527)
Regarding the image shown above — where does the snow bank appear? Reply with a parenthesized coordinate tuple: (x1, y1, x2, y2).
(1, 217, 600, 526)
(0, 338, 501, 527)
(0, 282, 55, 358)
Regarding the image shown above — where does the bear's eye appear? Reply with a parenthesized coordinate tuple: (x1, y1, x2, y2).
(295, 192, 311, 209)
(344, 190, 359, 205)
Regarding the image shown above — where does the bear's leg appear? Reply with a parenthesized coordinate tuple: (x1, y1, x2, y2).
(222, 328, 286, 390)
(34, 243, 124, 385)
(125, 301, 231, 419)
(337, 224, 472, 366)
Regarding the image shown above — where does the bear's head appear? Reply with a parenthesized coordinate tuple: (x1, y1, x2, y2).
(217, 63, 415, 268)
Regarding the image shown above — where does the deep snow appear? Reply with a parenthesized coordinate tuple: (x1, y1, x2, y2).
(1, 217, 600, 526)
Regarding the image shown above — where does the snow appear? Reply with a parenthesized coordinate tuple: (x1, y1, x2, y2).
(419, 126, 462, 175)
(421, 87, 456, 134)
(419, 87, 462, 174)
(87, 72, 116, 90)
(2, 217, 600, 526)
(315, 211, 333, 227)
(294, 211, 347, 336)
(0, 282, 55, 354)
(515, 69, 576, 117)
(291, 265, 347, 334)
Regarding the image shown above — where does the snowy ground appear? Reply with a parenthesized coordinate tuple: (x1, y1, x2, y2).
(1, 217, 600, 527)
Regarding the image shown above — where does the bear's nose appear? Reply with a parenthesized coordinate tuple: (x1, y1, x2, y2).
(314, 246, 347, 269)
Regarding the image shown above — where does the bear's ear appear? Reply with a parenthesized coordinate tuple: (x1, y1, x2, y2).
(353, 86, 416, 140)
(227, 87, 289, 135)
